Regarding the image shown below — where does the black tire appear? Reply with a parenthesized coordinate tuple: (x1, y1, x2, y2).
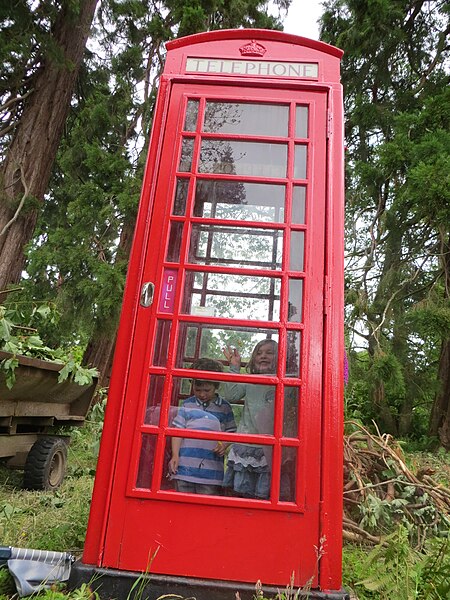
(23, 437, 68, 491)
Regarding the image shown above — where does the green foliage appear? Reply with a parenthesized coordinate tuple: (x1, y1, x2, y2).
(13, 0, 290, 381)
(0, 302, 98, 389)
(343, 530, 450, 600)
(323, 0, 450, 440)
(0, 567, 16, 598)
(358, 527, 450, 600)
(371, 350, 406, 399)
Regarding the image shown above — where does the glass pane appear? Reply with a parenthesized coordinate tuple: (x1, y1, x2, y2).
(175, 323, 279, 371)
(184, 99, 199, 131)
(178, 138, 194, 172)
(289, 231, 304, 271)
(294, 145, 307, 179)
(152, 321, 172, 367)
(166, 432, 228, 495)
(183, 272, 281, 321)
(136, 434, 156, 489)
(194, 180, 285, 222)
(165, 436, 272, 499)
(173, 178, 189, 215)
(166, 222, 184, 262)
(283, 387, 299, 438)
(286, 331, 301, 377)
(222, 382, 275, 435)
(203, 102, 288, 137)
(292, 186, 306, 224)
(280, 447, 296, 502)
(225, 442, 273, 499)
(199, 140, 287, 178)
(296, 106, 308, 138)
(288, 279, 303, 323)
(165, 369, 239, 495)
(188, 224, 283, 270)
(143, 375, 165, 425)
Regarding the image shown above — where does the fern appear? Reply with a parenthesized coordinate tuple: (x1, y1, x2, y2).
(357, 526, 421, 599)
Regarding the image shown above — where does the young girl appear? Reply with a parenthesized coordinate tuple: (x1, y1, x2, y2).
(222, 339, 278, 499)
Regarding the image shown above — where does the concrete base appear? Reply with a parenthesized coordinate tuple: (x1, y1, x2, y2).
(69, 561, 350, 600)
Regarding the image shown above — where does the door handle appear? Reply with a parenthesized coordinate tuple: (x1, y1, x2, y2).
(140, 282, 155, 307)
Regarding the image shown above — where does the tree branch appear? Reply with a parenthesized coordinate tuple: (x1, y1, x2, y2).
(0, 165, 30, 238)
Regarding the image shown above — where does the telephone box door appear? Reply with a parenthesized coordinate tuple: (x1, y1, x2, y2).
(100, 82, 328, 587)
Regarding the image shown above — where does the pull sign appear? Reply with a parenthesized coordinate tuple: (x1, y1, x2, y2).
(158, 269, 178, 313)
(140, 282, 155, 307)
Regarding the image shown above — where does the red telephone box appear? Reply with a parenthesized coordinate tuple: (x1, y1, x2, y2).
(81, 29, 345, 599)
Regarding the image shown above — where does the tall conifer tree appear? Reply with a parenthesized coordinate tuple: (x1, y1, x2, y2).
(321, 0, 450, 443)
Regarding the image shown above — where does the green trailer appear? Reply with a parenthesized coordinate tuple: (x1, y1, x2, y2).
(0, 351, 97, 490)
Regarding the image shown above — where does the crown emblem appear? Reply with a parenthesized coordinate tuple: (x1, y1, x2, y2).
(239, 40, 267, 57)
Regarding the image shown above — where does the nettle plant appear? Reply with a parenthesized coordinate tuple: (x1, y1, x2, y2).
(0, 301, 98, 389)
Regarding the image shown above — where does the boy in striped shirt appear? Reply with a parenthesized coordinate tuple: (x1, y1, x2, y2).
(169, 358, 236, 495)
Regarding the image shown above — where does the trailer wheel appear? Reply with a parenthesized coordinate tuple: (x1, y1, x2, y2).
(23, 437, 68, 491)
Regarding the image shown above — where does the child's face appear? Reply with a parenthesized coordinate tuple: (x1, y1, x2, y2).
(254, 343, 276, 374)
(192, 381, 217, 404)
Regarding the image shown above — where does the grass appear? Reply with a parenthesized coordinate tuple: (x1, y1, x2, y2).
(0, 409, 101, 554)
(1, 406, 449, 600)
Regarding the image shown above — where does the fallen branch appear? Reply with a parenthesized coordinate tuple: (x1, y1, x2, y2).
(343, 421, 450, 547)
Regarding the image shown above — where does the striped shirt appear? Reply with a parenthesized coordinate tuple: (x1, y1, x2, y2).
(171, 395, 236, 485)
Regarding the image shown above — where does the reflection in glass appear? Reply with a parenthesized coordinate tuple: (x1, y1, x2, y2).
(288, 279, 303, 323)
(152, 321, 172, 367)
(184, 99, 199, 132)
(294, 145, 307, 179)
(143, 376, 165, 424)
(283, 387, 299, 438)
(203, 101, 288, 137)
(289, 231, 305, 272)
(173, 178, 189, 215)
(286, 331, 301, 377)
(176, 323, 279, 369)
(136, 434, 156, 489)
(280, 447, 296, 502)
(166, 221, 184, 262)
(184, 272, 281, 321)
(295, 106, 308, 138)
(292, 186, 306, 224)
(178, 138, 194, 172)
(189, 224, 283, 270)
(194, 180, 285, 222)
(199, 140, 287, 178)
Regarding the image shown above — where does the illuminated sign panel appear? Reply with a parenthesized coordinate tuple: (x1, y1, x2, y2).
(186, 57, 319, 78)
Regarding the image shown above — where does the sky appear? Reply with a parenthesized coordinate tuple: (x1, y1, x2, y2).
(280, 0, 323, 40)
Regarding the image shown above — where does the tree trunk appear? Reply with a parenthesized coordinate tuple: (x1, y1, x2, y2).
(429, 339, 450, 449)
(0, 0, 98, 291)
(428, 236, 450, 448)
(373, 381, 398, 436)
(82, 217, 136, 391)
(83, 328, 118, 391)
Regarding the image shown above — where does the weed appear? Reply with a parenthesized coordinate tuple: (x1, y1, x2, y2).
(0, 567, 16, 597)
(343, 526, 450, 600)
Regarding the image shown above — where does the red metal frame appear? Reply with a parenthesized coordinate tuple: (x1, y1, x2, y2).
(83, 29, 344, 593)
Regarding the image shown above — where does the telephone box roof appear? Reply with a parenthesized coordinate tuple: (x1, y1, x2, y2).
(166, 28, 343, 59)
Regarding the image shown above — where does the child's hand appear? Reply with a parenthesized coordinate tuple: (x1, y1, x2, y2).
(223, 345, 241, 369)
(213, 441, 229, 456)
(168, 457, 179, 474)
